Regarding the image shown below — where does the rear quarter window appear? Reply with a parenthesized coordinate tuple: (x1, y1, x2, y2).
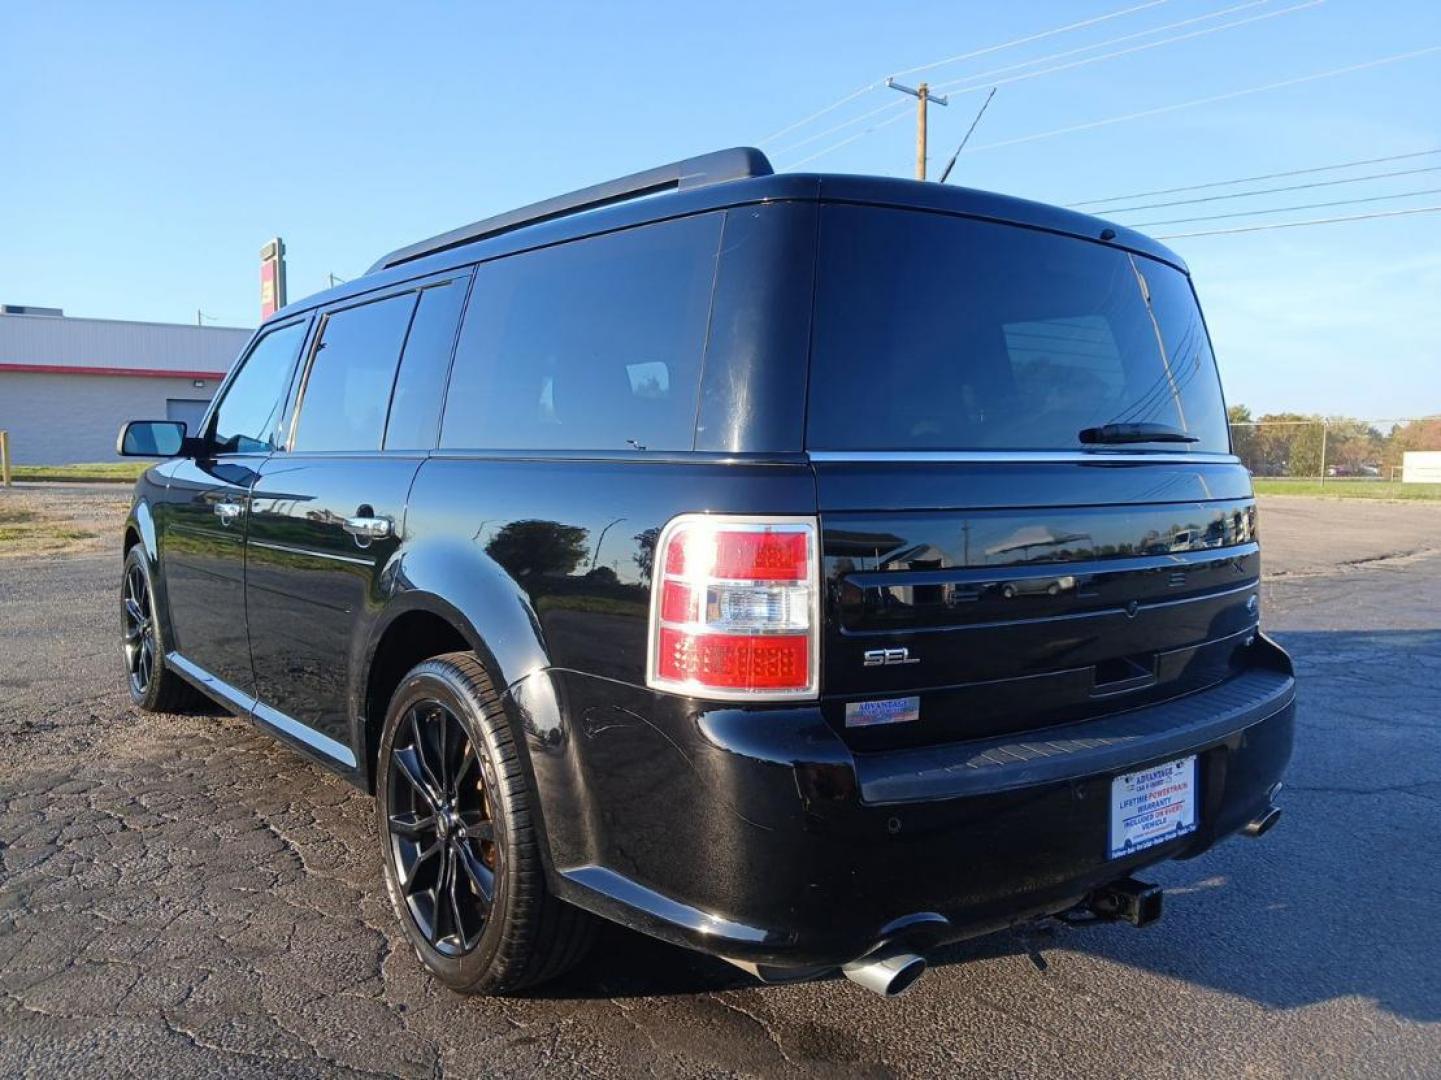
(439, 212, 723, 452)
(807, 205, 1230, 453)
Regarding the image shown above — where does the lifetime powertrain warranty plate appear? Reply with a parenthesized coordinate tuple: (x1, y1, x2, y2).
(1109, 755, 1197, 859)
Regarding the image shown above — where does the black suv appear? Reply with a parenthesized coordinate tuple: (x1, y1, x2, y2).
(118, 148, 1293, 998)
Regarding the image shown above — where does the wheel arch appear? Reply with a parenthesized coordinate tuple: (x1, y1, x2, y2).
(124, 499, 159, 562)
(354, 561, 552, 793)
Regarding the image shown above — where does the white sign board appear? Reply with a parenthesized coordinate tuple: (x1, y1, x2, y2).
(1402, 451, 1441, 484)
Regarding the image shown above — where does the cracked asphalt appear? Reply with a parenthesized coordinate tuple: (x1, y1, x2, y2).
(1, 491, 1439, 1078)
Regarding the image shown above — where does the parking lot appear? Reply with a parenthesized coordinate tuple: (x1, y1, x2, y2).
(2, 487, 1439, 1078)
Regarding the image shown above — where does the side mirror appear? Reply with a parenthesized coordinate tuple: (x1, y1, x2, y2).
(117, 420, 189, 458)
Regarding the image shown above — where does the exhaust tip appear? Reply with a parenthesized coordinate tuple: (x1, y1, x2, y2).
(1244, 805, 1282, 838)
(842, 945, 928, 998)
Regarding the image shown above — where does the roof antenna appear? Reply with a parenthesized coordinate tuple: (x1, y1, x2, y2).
(938, 88, 997, 185)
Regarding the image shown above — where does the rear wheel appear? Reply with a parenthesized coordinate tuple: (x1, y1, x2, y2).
(121, 546, 202, 712)
(375, 652, 596, 994)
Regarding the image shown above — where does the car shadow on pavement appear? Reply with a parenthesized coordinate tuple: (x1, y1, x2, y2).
(535, 630, 1440, 1023)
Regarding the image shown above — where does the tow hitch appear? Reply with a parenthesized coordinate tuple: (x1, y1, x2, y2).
(1086, 877, 1164, 927)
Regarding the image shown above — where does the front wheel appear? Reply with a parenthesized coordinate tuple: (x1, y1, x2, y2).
(121, 546, 202, 713)
(375, 652, 596, 994)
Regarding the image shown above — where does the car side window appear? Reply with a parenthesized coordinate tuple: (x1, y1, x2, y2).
(291, 292, 418, 452)
(209, 320, 309, 455)
(384, 278, 469, 451)
(439, 212, 722, 452)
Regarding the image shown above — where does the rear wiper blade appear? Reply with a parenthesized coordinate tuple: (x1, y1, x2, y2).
(1079, 422, 1199, 445)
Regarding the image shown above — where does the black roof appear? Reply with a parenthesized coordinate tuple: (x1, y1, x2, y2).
(273, 148, 1186, 322)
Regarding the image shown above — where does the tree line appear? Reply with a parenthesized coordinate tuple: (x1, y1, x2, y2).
(1227, 407, 1441, 478)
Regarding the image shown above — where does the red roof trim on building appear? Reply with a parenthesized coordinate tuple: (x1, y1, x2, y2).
(0, 362, 226, 380)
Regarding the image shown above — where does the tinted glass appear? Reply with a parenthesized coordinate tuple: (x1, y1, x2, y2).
(807, 206, 1230, 452)
(440, 212, 722, 451)
(384, 278, 468, 450)
(293, 292, 417, 452)
(210, 320, 308, 454)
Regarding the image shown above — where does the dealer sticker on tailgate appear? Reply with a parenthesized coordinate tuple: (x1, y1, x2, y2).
(1109, 756, 1197, 859)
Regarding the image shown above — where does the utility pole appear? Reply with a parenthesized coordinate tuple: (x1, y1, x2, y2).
(886, 77, 948, 180)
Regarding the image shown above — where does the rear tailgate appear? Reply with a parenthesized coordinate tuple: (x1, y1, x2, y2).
(815, 458, 1260, 748)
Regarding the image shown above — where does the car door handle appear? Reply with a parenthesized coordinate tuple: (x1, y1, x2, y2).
(214, 500, 244, 525)
(342, 515, 393, 544)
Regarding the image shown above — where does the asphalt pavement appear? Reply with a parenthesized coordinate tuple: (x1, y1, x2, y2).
(1, 494, 1438, 1078)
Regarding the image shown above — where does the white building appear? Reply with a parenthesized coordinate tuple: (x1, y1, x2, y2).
(1401, 451, 1441, 484)
(0, 307, 253, 465)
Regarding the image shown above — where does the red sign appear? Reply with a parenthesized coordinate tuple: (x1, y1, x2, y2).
(260, 237, 287, 319)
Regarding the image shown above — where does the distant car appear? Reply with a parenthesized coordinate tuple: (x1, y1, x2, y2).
(116, 148, 1293, 999)
(999, 575, 1076, 598)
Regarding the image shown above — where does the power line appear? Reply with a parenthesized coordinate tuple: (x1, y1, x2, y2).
(1155, 203, 1441, 239)
(893, 0, 1175, 79)
(1068, 147, 1441, 206)
(1101, 163, 1441, 213)
(1131, 185, 1441, 227)
(928, 0, 1277, 92)
(780, 108, 914, 170)
(759, 82, 882, 148)
(771, 97, 908, 158)
(773, 0, 1309, 162)
(931, 0, 1321, 97)
(964, 45, 1441, 155)
(761, 0, 1173, 148)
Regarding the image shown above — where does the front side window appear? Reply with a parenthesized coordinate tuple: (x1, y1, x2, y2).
(807, 206, 1230, 453)
(440, 212, 723, 452)
(292, 292, 417, 452)
(210, 320, 308, 454)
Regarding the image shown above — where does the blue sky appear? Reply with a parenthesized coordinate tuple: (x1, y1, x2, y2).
(3, 0, 1438, 417)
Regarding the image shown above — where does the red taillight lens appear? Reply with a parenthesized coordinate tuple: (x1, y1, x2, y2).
(659, 580, 695, 624)
(647, 516, 819, 700)
(656, 629, 809, 691)
(713, 530, 809, 581)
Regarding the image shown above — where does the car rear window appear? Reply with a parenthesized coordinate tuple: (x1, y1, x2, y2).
(807, 205, 1230, 453)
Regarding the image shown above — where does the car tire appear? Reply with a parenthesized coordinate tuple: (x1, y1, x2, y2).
(375, 651, 596, 994)
(121, 546, 203, 713)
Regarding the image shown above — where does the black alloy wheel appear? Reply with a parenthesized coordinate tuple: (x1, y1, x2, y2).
(122, 560, 157, 697)
(385, 699, 499, 956)
(120, 546, 202, 713)
(375, 652, 596, 994)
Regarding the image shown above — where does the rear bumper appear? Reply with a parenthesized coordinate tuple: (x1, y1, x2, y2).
(512, 635, 1295, 969)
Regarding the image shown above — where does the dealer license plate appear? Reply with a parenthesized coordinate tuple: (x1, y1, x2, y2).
(1108, 756, 1197, 859)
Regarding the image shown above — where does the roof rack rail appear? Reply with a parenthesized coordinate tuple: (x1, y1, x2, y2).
(367, 146, 773, 274)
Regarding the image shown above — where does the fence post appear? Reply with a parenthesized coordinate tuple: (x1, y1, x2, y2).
(0, 430, 10, 487)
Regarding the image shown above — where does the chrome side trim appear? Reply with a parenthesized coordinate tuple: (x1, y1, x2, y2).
(561, 865, 772, 944)
(248, 539, 373, 567)
(166, 652, 358, 768)
(251, 701, 358, 768)
(167, 652, 253, 713)
(806, 450, 1241, 464)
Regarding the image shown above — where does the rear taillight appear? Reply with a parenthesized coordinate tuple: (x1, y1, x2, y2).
(646, 515, 819, 700)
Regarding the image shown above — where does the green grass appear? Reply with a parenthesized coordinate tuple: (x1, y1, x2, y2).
(0, 525, 95, 545)
(1253, 479, 1441, 500)
(10, 461, 147, 483)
